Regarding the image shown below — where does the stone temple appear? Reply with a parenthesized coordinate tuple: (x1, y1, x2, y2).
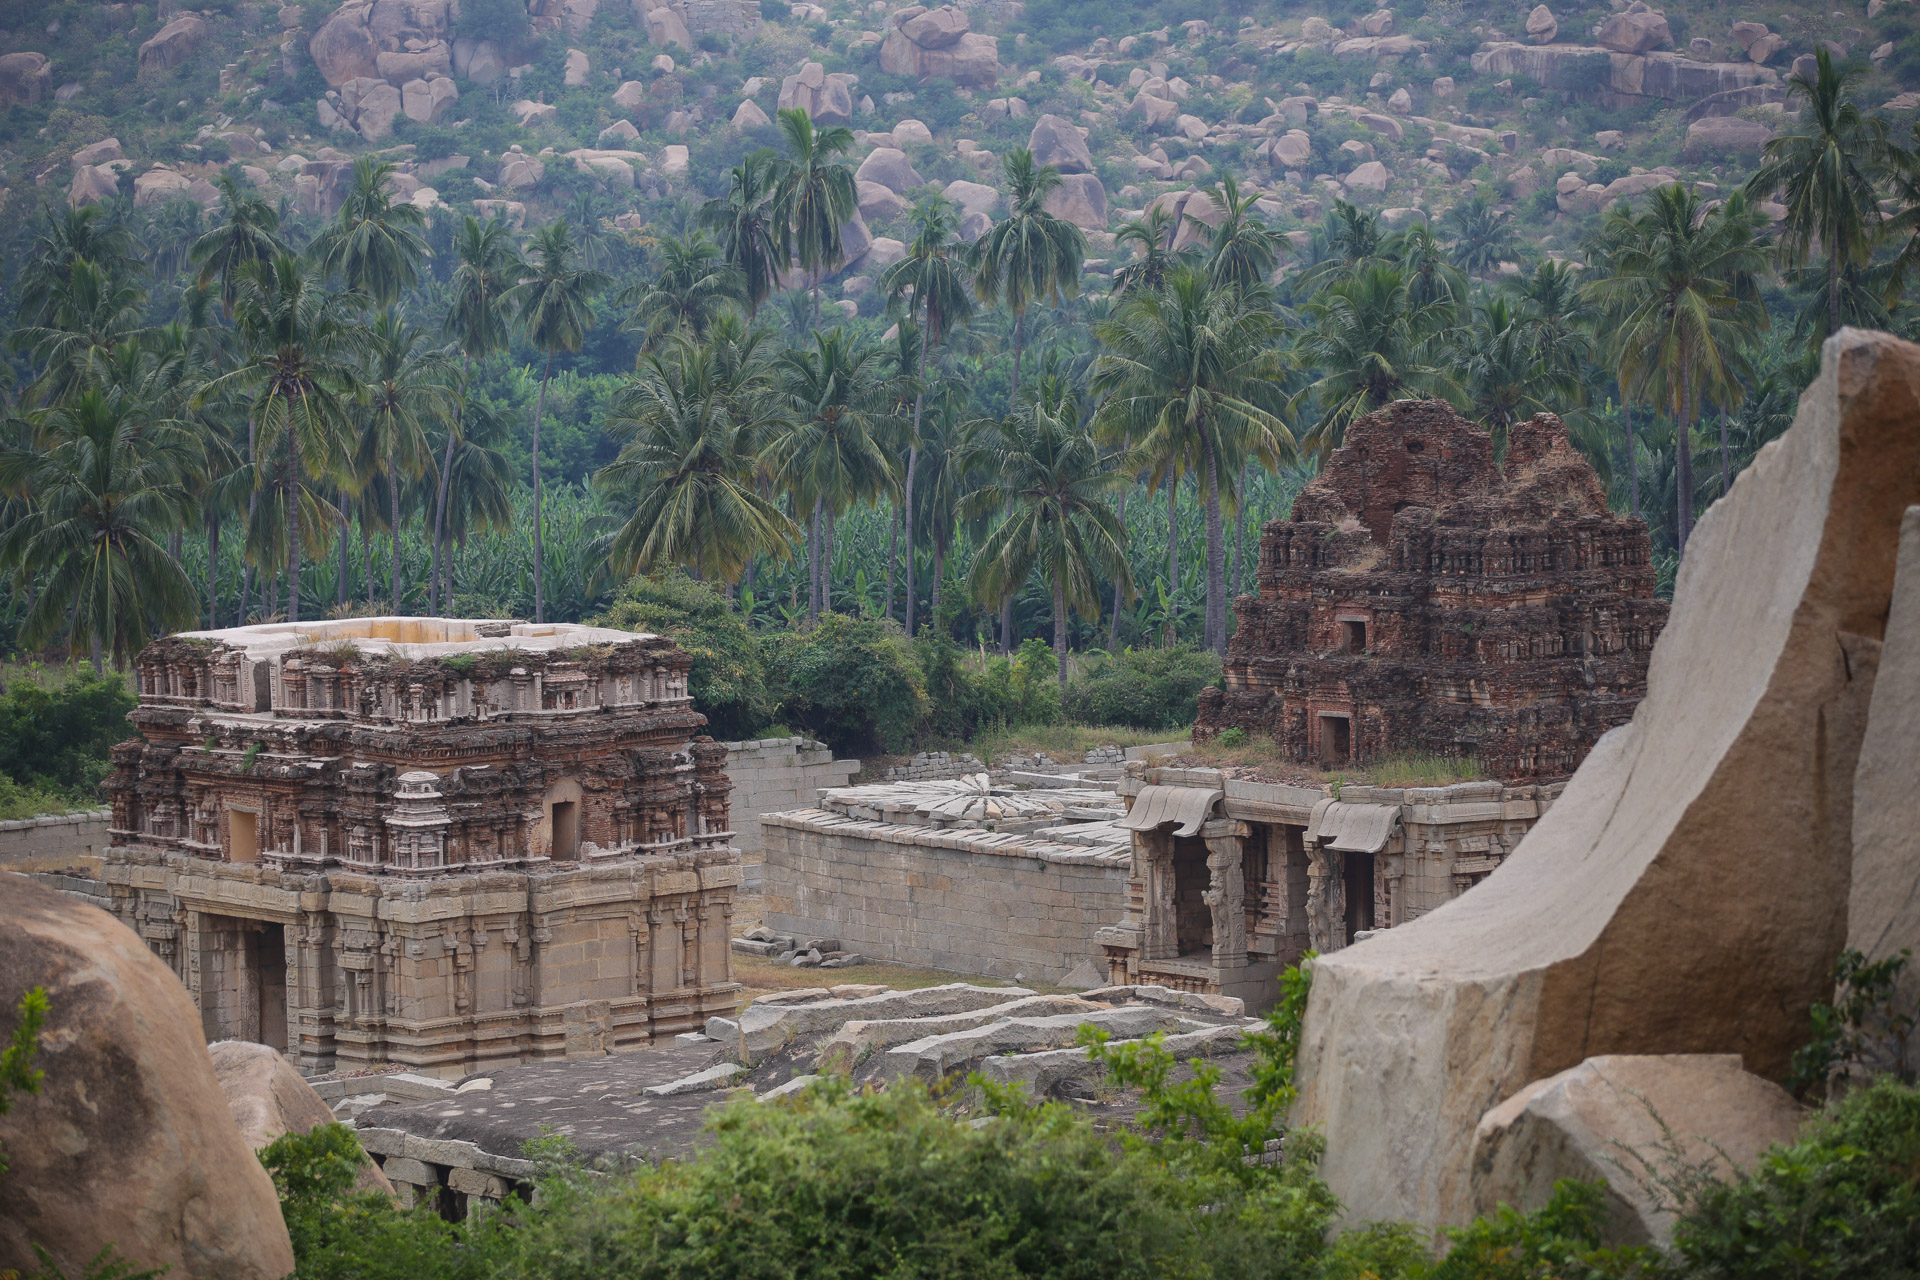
(1195, 400, 1668, 781)
(98, 619, 742, 1075)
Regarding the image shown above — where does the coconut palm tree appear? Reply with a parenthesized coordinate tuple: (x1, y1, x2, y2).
(1389, 220, 1469, 316)
(1293, 198, 1388, 294)
(14, 258, 151, 401)
(1093, 266, 1290, 655)
(1747, 48, 1892, 338)
(621, 231, 743, 350)
(312, 157, 430, 308)
(1441, 193, 1518, 279)
(699, 149, 784, 320)
(879, 196, 974, 636)
(1586, 185, 1768, 554)
(970, 147, 1087, 400)
(17, 203, 144, 329)
(189, 173, 288, 317)
(0, 386, 198, 669)
(356, 312, 458, 614)
(1202, 174, 1286, 291)
(962, 376, 1132, 683)
(770, 108, 858, 326)
(433, 215, 522, 613)
(1112, 205, 1183, 298)
(598, 329, 796, 582)
(205, 253, 364, 623)
(771, 328, 891, 621)
(1290, 263, 1463, 454)
(511, 220, 609, 622)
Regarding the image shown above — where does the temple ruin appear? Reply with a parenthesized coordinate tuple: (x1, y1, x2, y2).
(98, 618, 743, 1075)
(1195, 401, 1667, 781)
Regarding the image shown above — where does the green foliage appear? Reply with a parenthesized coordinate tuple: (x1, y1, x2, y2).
(1062, 645, 1221, 730)
(1790, 948, 1916, 1094)
(1216, 726, 1249, 748)
(0, 675, 135, 799)
(597, 571, 773, 740)
(764, 612, 928, 754)
(1671, 1078, 1920, 1280)
(1431, 1180, 1663, 1279)
(0, 986, 48, 1176)
(910, 627, 1058, 741)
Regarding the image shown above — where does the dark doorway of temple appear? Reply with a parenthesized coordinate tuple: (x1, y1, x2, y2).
(1344, 851, 1375, 940)
(1172, 838, 1213, 955)
(1320, 714, 1352, 766)
(254, 923, 288, 1052)
(552, 801, 580, 861)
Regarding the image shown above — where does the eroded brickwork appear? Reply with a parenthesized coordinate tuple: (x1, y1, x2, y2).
(1196, 401, 1666, 781)
(100, 619, 742, 1075)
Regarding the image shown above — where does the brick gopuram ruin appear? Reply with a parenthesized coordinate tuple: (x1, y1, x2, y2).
(1194, 400, 1667, 780)
(99, 619, 743, 1075)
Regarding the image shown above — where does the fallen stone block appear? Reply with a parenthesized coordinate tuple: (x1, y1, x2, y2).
(1470, 1054, 1803, 1245)
(975, 1021, 1252, 1094)
(884, 1006, 1205, 1081)
(642, 1061, 747, 1096)
(758, 1074, 823, 1101)
(819, 995, 1107, 1063)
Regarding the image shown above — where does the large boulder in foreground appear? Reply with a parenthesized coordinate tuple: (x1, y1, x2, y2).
(1469, 1054, 1804, 1245)
(1291, 328, 1920, 1228)
(209, 1040, 395, 1196)
(0, 876, 295, 1280)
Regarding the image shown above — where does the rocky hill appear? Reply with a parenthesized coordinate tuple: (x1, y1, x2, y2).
(0, 0, 1914, 296)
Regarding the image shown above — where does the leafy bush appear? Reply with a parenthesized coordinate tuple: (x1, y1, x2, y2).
(0, 674, 136, 799)
(763, 613, 928, 754)
(597, 572, 772, 741)
(1671, 1078, 1920, 1279)
(1063, 645, 1220, 730)
(1430, 1179, 1662, 1279)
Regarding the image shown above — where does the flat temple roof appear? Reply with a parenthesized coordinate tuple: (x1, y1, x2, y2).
(167, 618, 661, 662)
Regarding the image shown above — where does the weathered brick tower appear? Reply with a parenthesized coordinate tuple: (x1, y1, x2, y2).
(100, 618, 742, 1075)
(1195, 400, 1666, 781)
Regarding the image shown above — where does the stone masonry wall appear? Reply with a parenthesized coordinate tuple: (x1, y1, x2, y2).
(723, 737, 859, 861)
(761, 816, 1129, 982)
(0, 810, 111, 868)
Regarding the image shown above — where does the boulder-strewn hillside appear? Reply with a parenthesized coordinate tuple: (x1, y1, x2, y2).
(3, 0, 1914, 300)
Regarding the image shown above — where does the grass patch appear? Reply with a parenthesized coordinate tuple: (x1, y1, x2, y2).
(968, 722, 1188, 762)
(1359, 752, 1485, 788)
(0, 775, 99, 822)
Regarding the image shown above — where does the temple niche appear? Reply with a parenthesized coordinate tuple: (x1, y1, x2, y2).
(1195, 399, 1668, 781)
(100, 618, 741, 1075)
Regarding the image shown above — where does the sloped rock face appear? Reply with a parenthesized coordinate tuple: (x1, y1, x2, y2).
(855, 146, 924, 194)
(0, 877, 295, 1280)
(1596, 5, 1670, 54)
(1026, 113, 1091, 173)
(1042, 171, 1106, 229)
(0, 52, 51, 104)
(778, 61, 854, 124)
(210, 1041, 395, 1196)
(1469, 1055, 1803, 1245)
(879, 4, 998, 87)
(310, 0, 453, 88)
(1291, 329, 1920, 1229)
(139, 14, 207, 70)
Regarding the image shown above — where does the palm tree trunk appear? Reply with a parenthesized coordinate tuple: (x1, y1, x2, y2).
(903, 439, 919, 634)
(1001, 595, 1013, 655)
(390, 451, 403, 615)
(822, 507, 835, 614)
(1624, 397, 1639, 517)
(1728, 408, 1743, 498)
(206, 514, 220, 629)
(1108, 488, 1127, 651)
(362, 499, 375, 609)
(1011, 308, 1024, 401)
(1829, 247, 1841, 337)
(531, 350, 553, 623)
(338, 504, 350, 610)
(432, 356, 467, 615)
(240, 418, 256, 623)
(1234, 461, 1250, 600)
(1053, 575, 1068, 686)
(1675, 365, 1695, 556)
(1166, 472, 1179, 595)
(1202, 428, 1226, 656)
(807, 499, 822, 623)
(931, 534, 945, 627)
(885, 503, 899, 623)
(286, 443, 302, 624)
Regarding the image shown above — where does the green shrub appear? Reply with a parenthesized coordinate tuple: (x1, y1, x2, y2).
(1062, 645, 1220, 730)
(0, 673, 136, 798)
(1671, 1077, 1920, 1279)
(597, 572, 772, 741)
(912, 627, 1016, 741)
(763, 613, 927, 754)
(1216, 727, 1249, 748)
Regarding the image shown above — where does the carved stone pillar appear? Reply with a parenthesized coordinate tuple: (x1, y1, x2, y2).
(1203, 820, 1250, 968)
(1306, 843, 1346, 953)
(1139, 829, 1179, 960)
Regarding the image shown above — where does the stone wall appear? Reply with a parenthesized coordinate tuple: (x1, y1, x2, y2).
(0, 810, 111, 869)
(723, 737, 859, 864)
(762, 812, 1130, 982)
